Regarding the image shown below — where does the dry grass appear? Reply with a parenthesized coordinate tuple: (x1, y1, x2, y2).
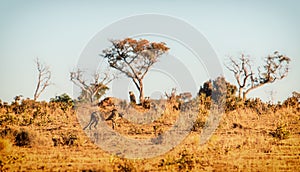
(0, 102, 299, 171)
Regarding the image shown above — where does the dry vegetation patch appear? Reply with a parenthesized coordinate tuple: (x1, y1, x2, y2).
(0, 100, 299, 171)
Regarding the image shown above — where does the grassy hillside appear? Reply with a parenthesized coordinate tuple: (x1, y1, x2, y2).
(0, 98, 299, 171)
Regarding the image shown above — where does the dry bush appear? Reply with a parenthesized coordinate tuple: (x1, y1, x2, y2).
(282, 96, 300, 111)
(98, 97, 117, 109)
(0, 99, 75, 128)
(192, 118, 206, 132)
(165, 88, 182, 111)
(198, 77, 245, 113)
(115, 158, 136, 172)
(244, 98, 271, 115)
(0, 113, 18, 126)
(0, 91, 299, 171)
(270, 123, 290, 140)
(50, 93, 74, 112)
(0, 126, 18, 141)
(15, 130, 31, 146)
(159, 149, 197, 171)
(61, 133, 79, 146)
(12, 128, 51, 148)
(0, 138, 12, 153)
(52, 132, 80, 147)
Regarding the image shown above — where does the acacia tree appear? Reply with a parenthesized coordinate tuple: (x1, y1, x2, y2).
(101, 38, 169, 103)
(33, 58, 51, 101)
(70, 69, 114, 103)
(226, 51, 290, 100)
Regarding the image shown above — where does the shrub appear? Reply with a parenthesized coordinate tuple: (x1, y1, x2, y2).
(50, 93, 74, 112)
(15, 130, 31, 147)
(62, 133, 79, 146)
(283, 96, 299, 109)
(270, 124, 290, 140)
(192, 118, 206, 132)
(116, 158, 136, 172)
(244, 98, 269, 115)
(198, 94, 211, 109)
(176, 149, 196, 171)
(159, 149, 196, 171)
(0, 113, 17, 126)
(198, 77, 242, 112)
(52, 133, 80, 147)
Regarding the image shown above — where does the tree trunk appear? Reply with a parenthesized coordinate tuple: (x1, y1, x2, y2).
(238, 88, 242, 99)
(138, 79, 144, 104)
(33, 73, 42, 101)
(244, 84, 264, 101)
(242, 92, 246, 101)
(90, 93, 94, 103)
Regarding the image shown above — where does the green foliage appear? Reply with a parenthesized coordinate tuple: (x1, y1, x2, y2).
(50, 93, 73, 104)
(50, 93, 74, 112)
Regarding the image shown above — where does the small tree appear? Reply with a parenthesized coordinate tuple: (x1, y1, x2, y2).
(50, 93, 74, 111)
(33, 58, 51, 101)
(198, 77, 240, 111)
(70, 69, 113, 103)
(198, 80, 213, 97)
(50, 93, 73, 105)
(101, 38, 169, 103)
(211, 77, 227, 106)
(226, 51, 290, 100)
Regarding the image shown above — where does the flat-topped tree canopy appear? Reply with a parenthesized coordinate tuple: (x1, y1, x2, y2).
(101, 38, 169, 103)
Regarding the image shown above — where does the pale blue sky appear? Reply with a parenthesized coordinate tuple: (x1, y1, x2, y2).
(0, 0, 299, 103)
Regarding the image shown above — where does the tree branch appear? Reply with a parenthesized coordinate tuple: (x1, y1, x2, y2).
(33, 58, 51, 101)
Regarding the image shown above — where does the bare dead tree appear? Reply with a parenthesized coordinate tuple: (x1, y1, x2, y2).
(33, 58, 51, 101)
(101, 38, 169, 103)
(225, 54, 254, 99)
(226, 51, 290, 100)
(165, 88, 179, 100)
(70, 69, 115, 103)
